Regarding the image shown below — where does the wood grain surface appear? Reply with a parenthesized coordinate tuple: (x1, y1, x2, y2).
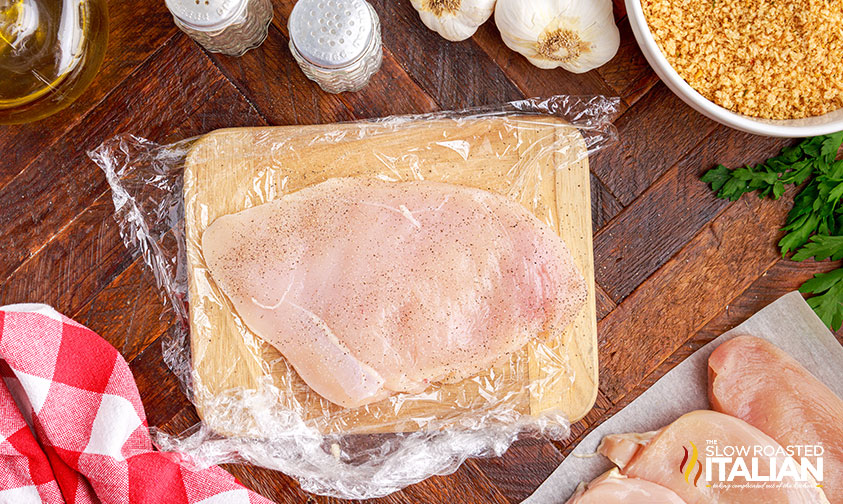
(1, 0, 841, 502)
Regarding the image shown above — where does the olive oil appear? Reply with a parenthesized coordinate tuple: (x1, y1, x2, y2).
(0, 0, 107, 124)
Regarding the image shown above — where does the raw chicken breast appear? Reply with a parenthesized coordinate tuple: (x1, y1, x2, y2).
(202, 178, 586, 408)
(598, 410, 829, 504)
(709, 335, 843, 503)
(566, 468, 687, 504)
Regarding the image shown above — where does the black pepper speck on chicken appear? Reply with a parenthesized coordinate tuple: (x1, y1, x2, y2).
(202, 178, 586, 409)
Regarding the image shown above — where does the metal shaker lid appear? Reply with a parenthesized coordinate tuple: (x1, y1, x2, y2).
(165, 0, 249, 31)
(288, 0, 375, 69)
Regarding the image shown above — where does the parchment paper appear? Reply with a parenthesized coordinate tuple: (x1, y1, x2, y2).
(523, 291, 843, 504)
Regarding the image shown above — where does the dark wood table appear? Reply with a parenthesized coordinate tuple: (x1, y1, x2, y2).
(2, 0, 841, 502)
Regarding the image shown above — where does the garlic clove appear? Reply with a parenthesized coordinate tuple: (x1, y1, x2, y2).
(494, 0, 620, 73)
(411, 0, 497, 42)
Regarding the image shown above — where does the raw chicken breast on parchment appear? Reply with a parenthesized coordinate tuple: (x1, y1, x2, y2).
(598, 410, 829, 504)
(202, 178, 586, 409)
(709, 335, 843, 503)
(565, 468, 686, 503)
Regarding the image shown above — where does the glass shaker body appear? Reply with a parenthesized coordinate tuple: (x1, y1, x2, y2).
(166, 0, 273, 57)
(288, 0, 382, 94)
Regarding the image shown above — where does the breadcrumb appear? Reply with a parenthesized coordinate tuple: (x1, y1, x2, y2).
(642, 0, 843, 119)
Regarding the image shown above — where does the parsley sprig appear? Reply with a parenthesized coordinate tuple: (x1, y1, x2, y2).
(701, 131, 843, 330)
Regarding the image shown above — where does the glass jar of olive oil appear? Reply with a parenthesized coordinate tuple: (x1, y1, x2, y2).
(0, 0, 107, 124)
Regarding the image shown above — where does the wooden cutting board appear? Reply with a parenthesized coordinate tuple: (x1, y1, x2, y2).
(183, 116, 598, 435)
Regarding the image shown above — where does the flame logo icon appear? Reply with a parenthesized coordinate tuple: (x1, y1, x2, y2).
(679, 442, 703, 486)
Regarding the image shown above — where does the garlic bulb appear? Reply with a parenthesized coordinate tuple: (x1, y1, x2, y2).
(410, 0, 496, 42)
(494, 0, 620, 73)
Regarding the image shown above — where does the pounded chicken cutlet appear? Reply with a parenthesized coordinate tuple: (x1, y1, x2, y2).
(203, 178, 586, 408)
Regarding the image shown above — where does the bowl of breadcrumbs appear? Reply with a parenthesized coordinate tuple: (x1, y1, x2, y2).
(627, 0, 843, 137)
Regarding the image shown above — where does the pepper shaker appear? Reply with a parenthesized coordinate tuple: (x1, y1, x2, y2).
(165, 0, 273, 57)
(288, 0, 383, 94)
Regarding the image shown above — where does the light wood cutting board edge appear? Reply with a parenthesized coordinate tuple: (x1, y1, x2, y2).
(552, 133, 598, 423)
(183, 117, 598, 433)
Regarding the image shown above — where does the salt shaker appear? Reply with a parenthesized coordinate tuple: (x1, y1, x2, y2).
(165, 0, 273, 57)
(288, 0, 383, 94)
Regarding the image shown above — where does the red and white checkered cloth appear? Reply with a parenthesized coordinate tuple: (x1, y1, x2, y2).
(0, 304, 274, 504)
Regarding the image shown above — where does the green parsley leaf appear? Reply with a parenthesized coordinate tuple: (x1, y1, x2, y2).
(772, 180, 785, 200)
(779, 145, 803, 164)
(700, 164, 733, 194)
(829, 182, 843, 204)
(801, 267, 843, 293)
(780, 160, 813, 185)
(792, 235, 843, 262)
(829, 160, 843, 179)
(801, 269, 843, 331)
(801, 135, 825, 159)
(821, 131, 843, 160)
(702, 132, 843, 329)
(779, 212, 821, 256)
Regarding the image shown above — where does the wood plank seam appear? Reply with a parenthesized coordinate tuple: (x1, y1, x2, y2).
(590, 156, 751, 306)
(585, 70, 641, 123)
(466, 43, 544, 105)
(468, 16, 630, 112)
(588, 101, 721, 205)
(597, 14, 660, 109)
(596, 195, 736, 307)
(334, 65, 439, 118)
(197, 22, 359, 124)
(586, 255, 786, 430)
(1, 82, 267, 330)
(0, 187, 112, 288)
(391, 39, 528, 111)
(597, 229, 783, 405)
(71, 257, 157, 337)
(468, 438, 567, 503)
(0, 30, 182, 196)
(264, 6, 442, 118)
(595, 172, 796, 402)
(195, 43, 274, 126)
(460, 460, 520, 504)
(1, 73, 258, 295)
(364, 0, 524, 109)
(589, 168, 625, 220)
(595, 282, 616, 317)
(626, 256, 784, 401)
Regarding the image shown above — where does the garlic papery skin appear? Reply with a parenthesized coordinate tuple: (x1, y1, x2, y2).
(494, 0, 620, 73)
(410, 0, 496, 42)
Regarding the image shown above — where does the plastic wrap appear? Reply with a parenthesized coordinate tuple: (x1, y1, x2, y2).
(88, 96, 619, 499)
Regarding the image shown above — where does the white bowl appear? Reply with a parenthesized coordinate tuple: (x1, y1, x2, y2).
(625, 0, 843, 138)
